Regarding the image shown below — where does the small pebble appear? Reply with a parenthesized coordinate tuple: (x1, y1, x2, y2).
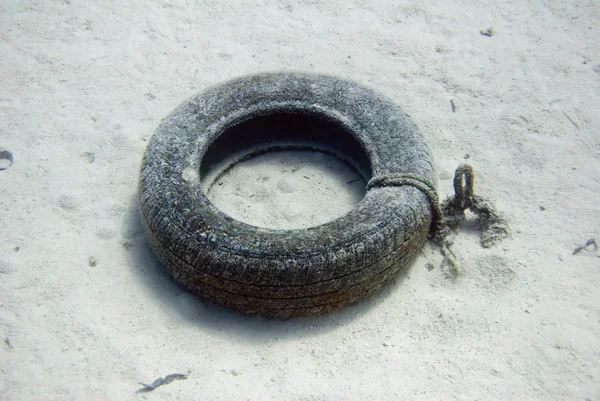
(79, 152, 95, 164)
(0, 149, 14, 170)
(88, 256, 97, 267)
(480, 27, 495, 37)
(182, 167, 199, 183)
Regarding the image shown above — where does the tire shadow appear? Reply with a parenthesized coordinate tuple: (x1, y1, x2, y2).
(123, 199, 413, 343)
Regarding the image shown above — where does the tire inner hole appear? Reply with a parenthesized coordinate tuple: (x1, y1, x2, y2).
(200, 111, 373, 230)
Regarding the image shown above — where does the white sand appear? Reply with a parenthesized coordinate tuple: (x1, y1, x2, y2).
(1, 1, 599, 400)
(205, 149, 366, 230)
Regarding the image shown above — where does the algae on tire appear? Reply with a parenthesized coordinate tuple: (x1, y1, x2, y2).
(138, 72, 437, 317)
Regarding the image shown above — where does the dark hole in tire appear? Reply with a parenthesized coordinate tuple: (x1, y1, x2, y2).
(199, 111, 373, 229)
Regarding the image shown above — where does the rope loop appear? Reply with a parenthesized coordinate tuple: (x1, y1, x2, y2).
(453, 163, 475, 208)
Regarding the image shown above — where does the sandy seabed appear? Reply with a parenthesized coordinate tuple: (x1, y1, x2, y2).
(1, 1, 599, 400)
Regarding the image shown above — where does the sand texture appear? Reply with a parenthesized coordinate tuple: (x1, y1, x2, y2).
(1, 1, 599, 400)
(206, 149, 366, 230)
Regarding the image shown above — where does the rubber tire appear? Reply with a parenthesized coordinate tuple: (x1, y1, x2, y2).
(138, 72, 435, 318)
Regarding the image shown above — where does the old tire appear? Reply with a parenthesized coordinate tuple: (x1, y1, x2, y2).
(138, 72, 436, 318)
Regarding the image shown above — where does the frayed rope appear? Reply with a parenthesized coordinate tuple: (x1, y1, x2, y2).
(367, 164, 510, 272)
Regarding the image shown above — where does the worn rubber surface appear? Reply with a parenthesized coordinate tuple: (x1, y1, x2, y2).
(138, 72, 436, 318)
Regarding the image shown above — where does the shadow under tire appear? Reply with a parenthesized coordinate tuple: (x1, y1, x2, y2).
(138, 72, 436, 318)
